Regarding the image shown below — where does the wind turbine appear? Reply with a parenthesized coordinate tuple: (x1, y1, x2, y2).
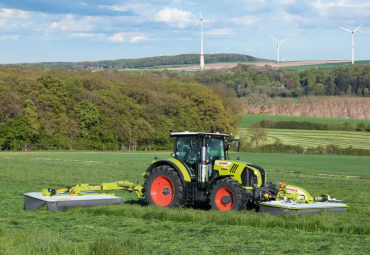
(192, 6, 215, 70)
(339, 24, 363, 64)
(270, 35, 289, 63)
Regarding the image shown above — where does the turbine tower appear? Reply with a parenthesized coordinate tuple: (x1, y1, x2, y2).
(192, 6, 215, 70)
(270, 35, 289, 63)
(339, 24, 363, 64)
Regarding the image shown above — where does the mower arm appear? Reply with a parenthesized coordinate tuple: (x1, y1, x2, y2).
(42, 181, 144, 197)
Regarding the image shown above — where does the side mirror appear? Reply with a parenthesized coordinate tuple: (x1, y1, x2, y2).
(225, 144, 231, 151)
(171, 153, 175, 158)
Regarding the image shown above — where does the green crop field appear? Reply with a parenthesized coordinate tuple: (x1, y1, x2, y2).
(238, 128, 370, 149)
(1, 151, 370, 254)
(240, 114, 370, 128)
(281, 60, 370, 72)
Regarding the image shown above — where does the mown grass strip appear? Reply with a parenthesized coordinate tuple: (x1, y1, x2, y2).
(73, 204, 370, 236)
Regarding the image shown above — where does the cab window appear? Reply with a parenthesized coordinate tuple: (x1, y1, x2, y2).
(207, 138, 225, 160)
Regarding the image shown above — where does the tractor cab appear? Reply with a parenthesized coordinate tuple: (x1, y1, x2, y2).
(170, 132, 233, 186)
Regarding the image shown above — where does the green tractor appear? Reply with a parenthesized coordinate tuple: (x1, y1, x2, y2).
(144, 131, 278, 211)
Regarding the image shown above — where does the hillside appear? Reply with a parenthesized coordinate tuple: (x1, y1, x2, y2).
(0, 66, 241, 151)
(14, 54, 265, 70)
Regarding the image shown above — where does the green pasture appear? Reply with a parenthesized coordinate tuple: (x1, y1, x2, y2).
(281, 60, 370, 72)
(1, 151, 370, 254)
(238, 128, 370, 149)
(240, 114, 370, 128)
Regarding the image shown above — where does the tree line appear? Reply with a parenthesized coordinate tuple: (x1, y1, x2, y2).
(181, 63, 370, 98)
(0, 66, 241, 151)
(259, 119, 370, 132)
(16, 54, 264, 70)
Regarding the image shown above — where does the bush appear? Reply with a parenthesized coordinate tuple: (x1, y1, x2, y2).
(254, 143, 304, 154)
(257, 120, 359, 132)
(305, 144, 370, 156)
(356, 122, 366, 131)
(260, 119, 276, 128)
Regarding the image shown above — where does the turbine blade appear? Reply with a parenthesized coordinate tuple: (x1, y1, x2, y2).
(192, 20, 201, 30)
(202, 19, 215, 24)
(280, 38, 290, 43)
(354, 24, 363, 32)
(339, 27, 352, 33)
(198, 5, 203, 19)
(270, 35, 278, 42)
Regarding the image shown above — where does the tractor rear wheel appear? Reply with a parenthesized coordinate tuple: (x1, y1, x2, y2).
(210, 179, 247, 211)
(144, 165, 185, 208)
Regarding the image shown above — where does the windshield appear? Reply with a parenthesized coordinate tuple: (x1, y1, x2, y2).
(207, 138, 225, 160)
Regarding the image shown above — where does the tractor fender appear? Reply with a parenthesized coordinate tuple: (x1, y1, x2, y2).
(145, 159, 192, 184)
(206, 175, 233, 194)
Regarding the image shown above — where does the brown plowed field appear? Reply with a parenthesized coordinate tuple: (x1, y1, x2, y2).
(243, 97, 370, 119)
(165, 60, 348, 71)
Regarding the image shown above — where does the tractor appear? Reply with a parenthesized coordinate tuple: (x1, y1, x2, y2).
(144, 131, 278, 211)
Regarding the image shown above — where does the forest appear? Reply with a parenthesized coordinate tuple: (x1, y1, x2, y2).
(0, 66, 241, 151)
(17, 54, 263, 70)
(181, 63, 370, 97)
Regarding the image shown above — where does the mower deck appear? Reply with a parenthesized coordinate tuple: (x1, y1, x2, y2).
(259, 201, 348, 216)
(24, 192, 123, 212)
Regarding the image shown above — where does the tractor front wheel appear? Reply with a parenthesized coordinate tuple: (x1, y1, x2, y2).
(210, 179, 247, 211)
(144, 165, 185, 208)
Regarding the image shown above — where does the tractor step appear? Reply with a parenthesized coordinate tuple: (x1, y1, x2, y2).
(24, 192, 123, 212)
(186, 187, 195, 205)
(259, 201, 348, 216)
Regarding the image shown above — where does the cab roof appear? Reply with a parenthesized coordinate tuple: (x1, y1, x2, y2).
(170, 132, 231, 138)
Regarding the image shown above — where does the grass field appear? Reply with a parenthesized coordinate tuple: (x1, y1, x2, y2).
(281, 60, 370, 72)
(238, 128, 370, 149)
(240, 114, 370, 128)
(1, 151, 370, 254)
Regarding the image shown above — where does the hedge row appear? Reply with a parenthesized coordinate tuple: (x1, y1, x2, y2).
(259, 119, 370, 132)
(238, 142, 370, 156)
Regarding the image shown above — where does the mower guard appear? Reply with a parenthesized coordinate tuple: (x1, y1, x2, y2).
(259, 201, 348, 216)
(24, 192, 123, 212)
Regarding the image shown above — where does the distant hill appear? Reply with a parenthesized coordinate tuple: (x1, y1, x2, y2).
(15, 54, 266, 70)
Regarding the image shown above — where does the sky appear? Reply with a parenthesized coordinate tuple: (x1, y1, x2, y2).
(0, 0, 369, 63)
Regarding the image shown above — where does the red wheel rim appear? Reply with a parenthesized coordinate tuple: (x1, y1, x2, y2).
(215, 188, 234, 211)
(151, 175, 174, 206)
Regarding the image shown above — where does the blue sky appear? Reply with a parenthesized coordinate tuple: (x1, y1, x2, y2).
(0, 0, 369, 63)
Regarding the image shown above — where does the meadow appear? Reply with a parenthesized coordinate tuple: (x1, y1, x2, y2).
(281, 60, 370, 72)
(1, 151, 370, 254)
(238, 128, 370, 149)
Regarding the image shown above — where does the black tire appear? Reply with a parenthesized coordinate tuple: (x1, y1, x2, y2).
(144, 165, 185, 208)
(210, 178, 247, 211)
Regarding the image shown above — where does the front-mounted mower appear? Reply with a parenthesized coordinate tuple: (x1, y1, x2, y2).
(24, 132, 347, 215)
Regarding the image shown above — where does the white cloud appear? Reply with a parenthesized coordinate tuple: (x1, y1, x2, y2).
(206, 28, 233, 36)
(98, 4, 143, 14)
(1, 34, 21, 40)
(50, 15, 99, 31)
(310, 0, 370, 18)
(231, 16, 260, 26)
(108, 32, 148, 43)
(70, 33, 105, 38)
(0, 9, 29, 19)
(155, 7, 192, 28)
